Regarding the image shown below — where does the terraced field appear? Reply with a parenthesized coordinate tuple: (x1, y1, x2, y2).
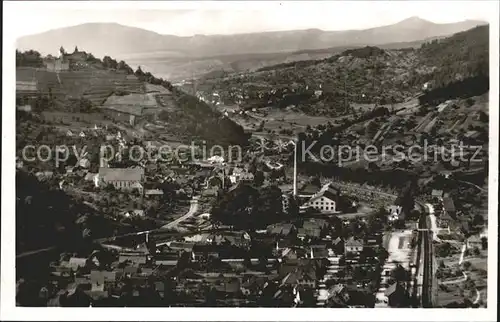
(58, 71, 145, 105)
(16, 67, 147, 107)
(16, 67, 61, 96)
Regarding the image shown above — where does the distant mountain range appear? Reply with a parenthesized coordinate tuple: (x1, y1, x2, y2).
(17, 17, 487, 59)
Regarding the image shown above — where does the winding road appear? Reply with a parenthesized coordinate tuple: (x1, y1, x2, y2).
(160, 196, 199, 229)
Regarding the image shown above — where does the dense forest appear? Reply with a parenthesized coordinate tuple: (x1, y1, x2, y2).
(418, 75, 489, 106)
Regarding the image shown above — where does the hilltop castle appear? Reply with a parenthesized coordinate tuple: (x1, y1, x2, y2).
(44, 46, 89, 72)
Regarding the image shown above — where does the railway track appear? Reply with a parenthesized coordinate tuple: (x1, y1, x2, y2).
(411, 224, 423, 305)
(421, 215, 434, 308)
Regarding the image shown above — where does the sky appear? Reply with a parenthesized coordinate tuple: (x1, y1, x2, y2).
(4, 1, 497, 38)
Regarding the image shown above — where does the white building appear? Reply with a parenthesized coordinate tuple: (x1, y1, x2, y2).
(301, 183, 340, 214)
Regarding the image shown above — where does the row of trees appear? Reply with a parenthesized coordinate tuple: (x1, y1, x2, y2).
(418, 75, 489, 106)
(16, 50, 44, 67)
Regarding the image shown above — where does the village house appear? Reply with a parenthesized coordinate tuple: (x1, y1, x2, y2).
(466, 234, 484, 250)
(145, 189, 164, 198)
(212, 277, 241, 296)
(280, 270, 316, 289)
(84, 172, 97, 182)
(153, 254, 178, 267)
(60, 257, 87, 271)
(207, 231, 251, 248)
(308, 244, 329, 259)
(229, 167, 254, 184)
(344, 237, 364, 255)
(279, 260, 320, 289)
(267, 223, 297, 237)
(167, 242, 195, 253)
(97, 167, 144, 193)
(191, 244, 222, 261)
(387, 205, 402, 221)
(76, 157, 91, 169)
(431, 189, 444, 199)
(274, 239, 296, 252)
(279, 247, 307, 260)
(297, 227, 321, 240)
(35, 171, 54, 181)
(240, 276, 269, 297)
(90, 270, 117, 293)
(297, 219, 329, 240)
(118, 253, 148, 265)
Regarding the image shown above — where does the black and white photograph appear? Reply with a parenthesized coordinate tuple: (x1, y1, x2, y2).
(1, 1, 498, 320)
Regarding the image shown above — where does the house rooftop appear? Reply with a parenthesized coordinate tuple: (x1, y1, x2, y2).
(67, 257, 87, 269)
(267, 223, 296, 236)
(298, 227, 321, 238)
(345, 237, 363, 247)
(90, 270, 117, 283)
(309, 188, 341, 203)
(299, 183, 321, 195)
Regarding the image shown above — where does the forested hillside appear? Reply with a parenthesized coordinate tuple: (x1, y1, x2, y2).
(160, 90, 250, 146)
(416, 25, 489, 105)
(16, 171, 115, 254)
(194, 25, 489, 116)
